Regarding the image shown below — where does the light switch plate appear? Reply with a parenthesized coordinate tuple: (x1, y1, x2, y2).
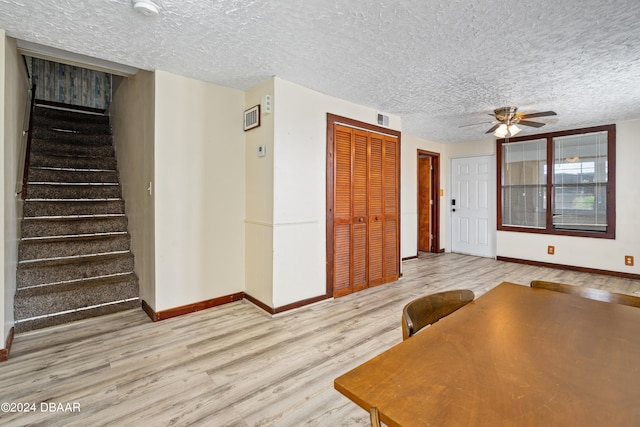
(257, 145, 266, 157)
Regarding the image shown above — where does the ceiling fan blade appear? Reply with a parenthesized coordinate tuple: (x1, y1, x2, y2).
(518, 120, 546, 128)
(519, 111, 557, 119)
(485, 124, 501, 134)
(459, 120, 494, 128)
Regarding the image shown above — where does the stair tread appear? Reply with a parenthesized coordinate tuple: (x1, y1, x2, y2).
(22, 231, 128, 242)
(14, 299, 140, 332)
(25, 198, 122, 202)
(19, 249, 131, 264)
(19, 233, 131, 261)
(16, 251, 135, 287)
(17, 271, 136, 291)
(23, 213, 125, 219)
(28, 182, 119, 185)
(31, 166, 117, 172)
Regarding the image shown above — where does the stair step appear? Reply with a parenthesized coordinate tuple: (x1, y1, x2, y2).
(32, 115, 111, 135)
(23, 199, 125, 217)
(30, 152, 117, 170)
(19, 232, 131, 261)
(17, 251, 135, 288)
(31, 138, 115, 157)
(32, 127, 112, 144)
(21, 215, 128, 238)
(26, 182, 122, 199)
(14, 298, 140, 334)
(34, 106, 109, 125)
(28, 167, 118, 184)
(15, 273, 138, 321)
(18, 271, 135, 291)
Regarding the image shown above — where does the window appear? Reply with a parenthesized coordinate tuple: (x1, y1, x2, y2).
(497, 125, 615, 238)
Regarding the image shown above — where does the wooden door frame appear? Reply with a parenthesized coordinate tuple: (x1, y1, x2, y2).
(417, 149, 441, 253)
(326, 113, 401, 297)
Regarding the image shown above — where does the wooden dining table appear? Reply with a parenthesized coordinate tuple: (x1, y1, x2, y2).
(334, 282, 640, 426)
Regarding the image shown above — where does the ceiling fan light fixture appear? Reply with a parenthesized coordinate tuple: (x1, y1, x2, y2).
(494, 124, 509, 138)
(493, 123, 521, 138)
(508, 124, 521, 137)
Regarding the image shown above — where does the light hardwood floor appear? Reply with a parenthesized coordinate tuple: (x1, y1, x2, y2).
(2, 253, 640, 426)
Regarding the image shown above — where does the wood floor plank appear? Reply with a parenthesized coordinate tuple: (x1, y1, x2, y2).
(1, 253, 639, 426)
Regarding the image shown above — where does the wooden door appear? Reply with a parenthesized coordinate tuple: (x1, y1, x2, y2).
(333, 126, 355, 296)
(418, 157, 432, 252)
(382, 136, 399, 281)
(329, 121, 399, 296)
(368, 133, 383, 286)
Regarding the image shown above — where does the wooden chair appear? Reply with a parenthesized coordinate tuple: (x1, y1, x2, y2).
(402, 289, 475, 340)
(530, 280, 640, 308)
(370, 407, 381, 427)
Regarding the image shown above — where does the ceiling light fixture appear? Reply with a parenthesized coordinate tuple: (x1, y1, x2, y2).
(133, 0, 160, 17)
(493, 123, 521, 138)
(492, 107, 523, 138)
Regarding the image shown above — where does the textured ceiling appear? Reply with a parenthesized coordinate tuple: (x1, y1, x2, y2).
(1, 0, 640, 143)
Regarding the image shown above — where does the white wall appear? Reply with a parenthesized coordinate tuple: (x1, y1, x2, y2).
(245, 78, 275, 307)
(2, 32, 29, 344)
(497, 119, 640, 275)
(153, 71, 246, 311)
(110, 71, 156, 308)
(271, 77, 401, 308)
(400, 134, 446, 257)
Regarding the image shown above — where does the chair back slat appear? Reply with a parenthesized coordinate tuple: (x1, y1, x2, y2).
(402, 289, 475, 340)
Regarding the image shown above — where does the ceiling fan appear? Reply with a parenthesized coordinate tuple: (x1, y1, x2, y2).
(460, 107, 557, 138)
(485, 106, 556, 138)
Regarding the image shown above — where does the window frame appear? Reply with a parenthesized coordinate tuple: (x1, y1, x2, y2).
(496, 124, 616, 239)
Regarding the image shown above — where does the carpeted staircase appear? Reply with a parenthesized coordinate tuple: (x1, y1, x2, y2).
(14, 102, 140, 333)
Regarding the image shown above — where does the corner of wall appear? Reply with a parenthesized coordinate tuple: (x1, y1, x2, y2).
(244, 77, 275, 308)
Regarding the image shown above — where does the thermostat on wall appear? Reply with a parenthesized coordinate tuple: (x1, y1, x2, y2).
(257, 145, 266, 157)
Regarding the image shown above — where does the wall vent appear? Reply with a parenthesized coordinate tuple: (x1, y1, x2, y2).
(244, 105, 261, 131)
(377, 113, 389, 127)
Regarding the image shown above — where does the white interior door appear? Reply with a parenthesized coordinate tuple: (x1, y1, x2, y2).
(451, 155, 496, 258)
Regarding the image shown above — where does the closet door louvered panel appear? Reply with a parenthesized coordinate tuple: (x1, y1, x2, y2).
(383, 136, 400, 280)
(329, 119, 400, 297)
(333, 126, 353, 296)
(352, 131, 369, 291)
(368, 134, 384, 285)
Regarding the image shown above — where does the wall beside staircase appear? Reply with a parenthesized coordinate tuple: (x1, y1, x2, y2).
(109, 69, 247, 314)
(110, 71, 156, 309)
(1, 33, 30, 350)
(153, 71, 245, 312)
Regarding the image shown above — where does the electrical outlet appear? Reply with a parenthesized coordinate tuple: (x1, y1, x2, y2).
(547, 245, 555, 255)
(625, 255, 634, 266)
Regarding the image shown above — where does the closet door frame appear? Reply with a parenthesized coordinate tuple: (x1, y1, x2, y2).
(326, 113, 401, 297)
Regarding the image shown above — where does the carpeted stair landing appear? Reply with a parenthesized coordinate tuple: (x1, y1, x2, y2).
(15, 103, 140, 333)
